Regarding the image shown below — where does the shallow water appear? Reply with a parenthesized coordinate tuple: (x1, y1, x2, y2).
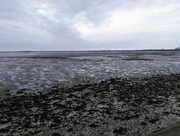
(149, 122, 180, 136)
(0, 51, 180, 92)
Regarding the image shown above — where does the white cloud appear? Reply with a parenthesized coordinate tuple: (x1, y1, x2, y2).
(72, 1, 180, 43)
(0, 0, 180, 50)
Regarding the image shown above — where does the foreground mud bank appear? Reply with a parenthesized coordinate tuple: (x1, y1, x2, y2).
(0, 74, 180, 136)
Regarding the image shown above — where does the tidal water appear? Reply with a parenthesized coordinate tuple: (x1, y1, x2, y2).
(0, 51, 180, 93)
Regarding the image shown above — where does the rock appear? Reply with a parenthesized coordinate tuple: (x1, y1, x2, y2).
(51, 133, 61, 136)
(89, 123, 98, 128)
(148, 98, 163, 105)
(67, 127, 73, 132)
(74, 104, 85, 111)
(0, 128, 9, 133)
(50, 123, 59, 128)
(141, 121, 147, 126)
(52, 117, 61, 124)
(148, 118, 159, 124)
(113, 127, 127, 135)
(0, 74, 180, 135)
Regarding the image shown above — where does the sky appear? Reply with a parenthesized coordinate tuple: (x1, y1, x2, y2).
(0, 0, 180, 51)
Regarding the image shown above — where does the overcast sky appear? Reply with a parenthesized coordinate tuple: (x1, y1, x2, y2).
(0, 0, 180, 51)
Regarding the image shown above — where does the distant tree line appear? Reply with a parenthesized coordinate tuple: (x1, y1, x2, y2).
(174, 47, 180, 50)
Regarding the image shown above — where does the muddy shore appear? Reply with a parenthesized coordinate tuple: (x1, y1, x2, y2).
(0, 74, 180, 136)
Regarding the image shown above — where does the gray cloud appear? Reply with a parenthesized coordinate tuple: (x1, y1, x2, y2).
(0, 0, 180, 50)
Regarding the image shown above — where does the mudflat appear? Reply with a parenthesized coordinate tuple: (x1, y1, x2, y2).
(0, 50, 180, 93)
(0, 74, 179, 135)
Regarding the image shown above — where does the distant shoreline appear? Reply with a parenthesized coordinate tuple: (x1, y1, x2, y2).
(0, 48, 180, 52)
(0, 49, 179, 58)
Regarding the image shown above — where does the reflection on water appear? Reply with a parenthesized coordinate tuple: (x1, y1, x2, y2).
(0, 51, 180, 92)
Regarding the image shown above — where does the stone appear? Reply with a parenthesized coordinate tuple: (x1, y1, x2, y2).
(51, 133, 61, 136)
(113, 127, 127, 135)
(148, 118, 159, 124)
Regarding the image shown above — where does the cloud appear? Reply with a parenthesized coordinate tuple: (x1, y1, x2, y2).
(73, 1, 180, 44)
(0, 0, 180, 50)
